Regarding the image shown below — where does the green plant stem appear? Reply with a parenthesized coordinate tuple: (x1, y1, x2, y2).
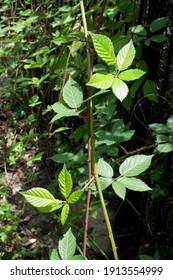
(80, 0, 92, 257)
(90, 102, 119, 260)
(80, 0, 119, 260)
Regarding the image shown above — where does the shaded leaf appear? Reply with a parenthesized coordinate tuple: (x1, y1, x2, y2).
(143, 80, 158, 103)
(112, 181, 126, 200)
(150, 34, 167, 43)
(99, 177, 113, 190)
(71, 255, 86, 260)
(58, 228, 76, 260)
(131, 25, 147, 36)
(63, 77, 83, 109)
(98, 158, 114, 178)
(167, 115, 173, 132)
(49, 248, 61, 260)
(157, 143, 173, 153)
(150, 17, 168, 33)
(149, 123, 170, 133)
(51, 102, 79, 122)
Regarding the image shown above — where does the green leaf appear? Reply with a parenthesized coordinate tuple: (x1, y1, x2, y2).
(139, 255, 154, 260)
(58, 164, 72, 198)
(149, 123, 170, 133)
(116, 40, 135, 71)
(150, 17, 168, 33)
(20, 188, 63, 213)
(95, 130, 115, 145)
(112, 181, 126, 200)
(157, 143, 173, 153)
(167, 115, 173, 132)
(52, 35, 76, 46)
(51, 102, 80, 122)
(61, 204, 70, 225)
(156, 134, 169, 143)
(111, 119, 135, 142)
(131, 25, 147, 36)
(143, 80, 158, 103)
(99, 177, 114, 190)
(112, 78, 129, 101)
(51, 152, 74, 164)
(118, 69, 146, 81)
(67, 190, 83, 204)
(97, 158, 114, 178)
(90, 33, 116, 66)
(58, 228, 76, 260)
(71, 255, 86, 260)
(119, 155, 153, 177)
(150, 34, 167, 43)
(63, 77, 83, 109)
(117, 177, 152, 192)
(87, 73, 114, 89)
(49, 248, 61, 260)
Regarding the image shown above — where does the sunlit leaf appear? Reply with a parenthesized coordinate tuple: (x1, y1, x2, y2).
(90, 33, 116, 66)
(20, 188, 63, 213)
(87, 73, 114, 89)
(119, 154, 153, 177)
(117, 177, 151, 192)
(116, 40, 135, 71)
(61, 204, 70, 225)
(112, 78, 129, 101)
(67, 190, 83, 204)
(58, 164, 72, 198)
(118, 69, 146, 81)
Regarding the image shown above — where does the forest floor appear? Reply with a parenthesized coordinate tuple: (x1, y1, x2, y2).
(0, 94, 60, 259)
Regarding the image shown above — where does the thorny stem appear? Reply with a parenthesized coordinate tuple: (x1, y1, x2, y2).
(80, 0, 119, 260)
